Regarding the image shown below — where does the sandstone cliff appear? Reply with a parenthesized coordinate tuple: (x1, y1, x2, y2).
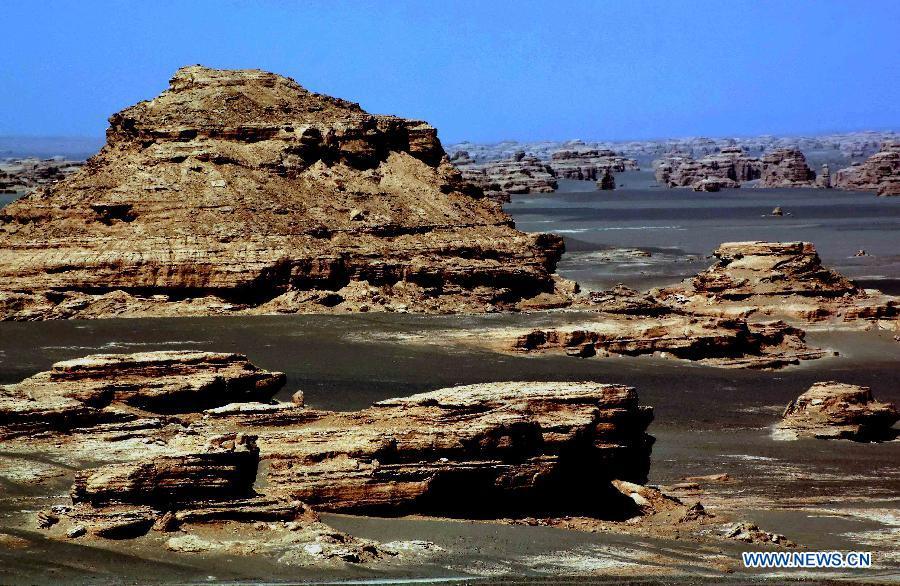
(0, 66, 568, 320)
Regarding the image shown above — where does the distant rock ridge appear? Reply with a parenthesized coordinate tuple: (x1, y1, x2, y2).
(654, 147, 818, 189)
(451, 150, 558, 202)
(548, 148, 638, 181)
(835, 141, 900, 196)
(0, 66, 571, 319)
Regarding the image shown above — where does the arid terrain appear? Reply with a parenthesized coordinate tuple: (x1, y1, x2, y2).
(1, 67, 898, 584)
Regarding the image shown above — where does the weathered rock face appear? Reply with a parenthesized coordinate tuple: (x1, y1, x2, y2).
(261, 382, 654, 515)
(655, 147, 761, 188)
(759, 149, 816, 187)
(0, 351, 285, 437)
(691, 177, 738, 192)
(0, 351, 655, 537)
(509, 316, 823, 369)
(835, 141, 900, 196)
(0, 66, 567, 320)
(549, 149, 638, 181)
(71, 433, 260, 508)
(775, 382, 899, 441)
(655, 241, 897, 324)
(453, 153, 558, 201)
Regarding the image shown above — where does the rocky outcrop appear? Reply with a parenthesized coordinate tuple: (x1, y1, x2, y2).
(759, 149, 816, 187)
(656, 147, 818, 189)
(549, 149, 638, 181)
(509, 316, 823, 369)
(597, 168, 616, 190)
(655, 147, 761, 188)
(691, 177, 738, 192)
(655, 241, 897, 324)
(261, 382, 654, 515)
(835, 141, 900, 196)
(71, 433, 260, 508)
(2, 351, 655, 538)
(453, 151, 558, 201)
(0, 66, 568, 320)
(0, 351, 285, 437)
(775, 382, 899, 441)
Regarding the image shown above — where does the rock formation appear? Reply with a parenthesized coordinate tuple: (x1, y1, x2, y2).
(691, 177, 738, 192)
(549, 149, 638, 181)
(775, 382, 899, 441)
(656, 147, 819, 189)
(654, 241, 897, 324)
(452, 151, 558, 201)
(261, 381, 654, 515)
(759, 149, 816, 187)
(0, 157, 83, 194)
(0, 350, 656, 543)
(509, 315, 823, 369)
(835, 141, 900, 196)
(597, 168, 616, 190)
(0, 66, 569, 320)
(654, 147, 761, 188)
(816, 164, 832, 188)
(0, 351, 285, 438)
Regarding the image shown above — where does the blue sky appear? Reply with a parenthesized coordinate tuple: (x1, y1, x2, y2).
(1, 0, 898, 142)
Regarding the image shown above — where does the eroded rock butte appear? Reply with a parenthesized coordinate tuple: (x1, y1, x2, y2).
(0, 66, 568, 320)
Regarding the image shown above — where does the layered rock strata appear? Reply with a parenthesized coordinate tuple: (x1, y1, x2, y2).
(0, 351, 285, 438)
(759, 149, 816, 187)
(835, 141, 900, 196)
(0, 66, 568, 320)
(775, 382, 899, 441)
(655, 147, 817, 189)
(654, 147, 761, 188)
(549, 149, 638, 181)
(509, 316, 822, 369)
(0, 351, 655, 541)
(452, 150, 558, 201)
(654, 241, 897, 324)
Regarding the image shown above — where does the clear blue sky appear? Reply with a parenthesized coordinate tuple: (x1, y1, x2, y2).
(1, 0, 898, 142)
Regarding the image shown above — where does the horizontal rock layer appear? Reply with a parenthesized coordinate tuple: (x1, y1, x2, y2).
(0, 66, 566, 319)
